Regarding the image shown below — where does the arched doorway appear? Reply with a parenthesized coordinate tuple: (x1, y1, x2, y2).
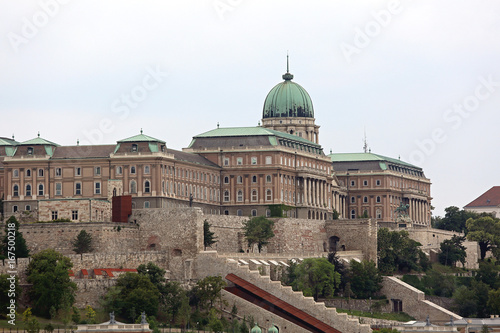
(329, 236, 340, 252)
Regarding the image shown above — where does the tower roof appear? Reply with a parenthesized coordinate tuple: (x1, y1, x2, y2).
(262, 58, 314, 119)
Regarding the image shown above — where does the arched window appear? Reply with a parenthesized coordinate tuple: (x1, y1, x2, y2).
(237, 176, 243, 184)
(113, 188, 117, 197)
(26, 184, 32, 196)
(266, 175, 272, 183)
(116, 166, 123, 175)
(223, 190, 230, 202)
(13, 184, 19, 197)
(144, 201, 150, 208)
(252, 175, 257, 183)
(144, 165, 150, 174)
(251, 190, 258, 202)
(376, 209, 382, 219)
(144, 180, 151, 193)
(26, 169, 31, 177)
(130, 166, 136, 174)
(251, 209, 257, 217)
(237, 190, 243, 202)
(376, 196, 381, 203)
(351, 196, 355, 203)
(350, 209, 356, 219)
(38, 184, 44, 196)
(363, 196, 368, 203)
(237, 209, 243, 216)
(38, 169, 44, 177)
(130, 180, 137, 194)
(266, 189, 272, 201)
(224, 176, 229, 184)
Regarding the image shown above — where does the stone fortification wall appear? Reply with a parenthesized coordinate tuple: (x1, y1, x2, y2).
(18, 222, 139, 255)
(326, 219, 378, 262)
(407, 228, 479, 269)
(39, 199, 111, 222)
(323, 298, 392, 314)
(204, 214, 247, 252)
(268, 218, 327, 254)
(381, 276, 461, 324)
(194, 251, 372, 333)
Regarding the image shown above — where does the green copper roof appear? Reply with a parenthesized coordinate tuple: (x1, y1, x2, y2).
(193, 126, 321, 147)
(117, 130, 165, 144)
(0, 137, 18, 146)
(328, 152, 420, 169)
(262, 65, 314, 119)
(20, 135, 59, 147)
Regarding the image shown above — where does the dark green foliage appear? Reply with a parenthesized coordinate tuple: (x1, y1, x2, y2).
(475, 261, 500, 290)
(203, 220, 217, 250)
(347, 260, 382, 299)
(327, 252, 347, 292)
(376, 329, 400, 333)
(433, 206, 480, 232)
(332, 209, 340, 220)
(438, 235, 466, 267)
(243, 216, 275, 253)
(26, 249, 77, 317)
(466, 216, 500, 260)
(137, 262, 166, 288)
(190, 276, 227, 313)
(267, 204, 293, 218)
(71, 230, 94, 254)
(488, 288, 500, 314)
(102, 272, 160, 321)
(377, 228, 429, 274)
(2, 215, 30, 258)
(0, 274, 20, 318)
(402, 270, 456, 297)
(286, 257, 341, 301)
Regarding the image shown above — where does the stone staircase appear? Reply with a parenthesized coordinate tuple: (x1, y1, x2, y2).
(195, 251, 371, 333)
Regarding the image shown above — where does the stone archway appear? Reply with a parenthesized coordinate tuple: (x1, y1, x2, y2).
(329, 236, 340, 252)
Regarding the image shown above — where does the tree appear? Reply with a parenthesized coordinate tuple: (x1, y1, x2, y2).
(438, 235, 466, 267)
(2, 215, 30, 258)
(453, 285, 477, 317)
(27, 249, 77, 317)
(377, 228, 428, 274)
(102, 272, 160, 321)
(137, 262, 166, 288)
(287, 257, 341, 301)
(203, 220, 217, 250)
(347, 260, 382, 299)
(327, 252, 347, 292)
(487, 288, 500, 315)
(71, 230, 94, 254)
(243, 216, 274, 253)
(466, 216, 500, 260)
(191, 276, 227, 314)
(0, 274, 20, 318)
(433, 206, 479, 232)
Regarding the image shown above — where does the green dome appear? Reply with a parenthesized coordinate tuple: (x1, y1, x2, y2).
(262, 71, 314, 119)
(250, 324, 262, 333)
(268, 325, 279, 333)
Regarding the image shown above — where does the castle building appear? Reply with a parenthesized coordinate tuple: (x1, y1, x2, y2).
(0, 62, 431, 226)
(330, 152, 432, 227)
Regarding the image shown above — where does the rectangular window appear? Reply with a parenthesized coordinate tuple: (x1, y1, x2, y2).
(116, 166, 122, 175)
(72, 210, 78, 220)
(237, 158, 243, 165)
(38, 169, 44, 177)
(55, 168, 62, 177)
(75, 167, 81, 176)
(144, 165, 150, 174)
(95, 166, 101, 176)
(75, 182, 82, 195)
(13, 205, 18, 213)
(55, 182, 62, 196)
(25, 205, 31, 211)
(265, 156, 272, 165)
(224, 158, 229, 166)
(251, 157, 257, 165)
(95, 182, 101, 194)
(363, 180, 368, 186)
(51, 211, 58, 220)
(376, 179, 381, 186)
(13, 169, 19, 178)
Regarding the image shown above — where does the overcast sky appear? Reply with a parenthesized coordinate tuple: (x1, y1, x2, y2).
(1, 1, 499, 217)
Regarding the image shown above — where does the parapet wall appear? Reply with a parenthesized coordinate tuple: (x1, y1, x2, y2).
(326, 219, 378, 262)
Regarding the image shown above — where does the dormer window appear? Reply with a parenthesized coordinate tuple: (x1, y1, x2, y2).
(161, 145, 166, 152)
(131, 144, 138, 152)
(27, 147, 33, 155)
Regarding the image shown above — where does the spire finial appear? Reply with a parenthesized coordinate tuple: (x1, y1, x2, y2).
(140, 128, 143, 134)
(282, 52, 294, 81)
(12, 134, 14, 140)
(37, 131, 40, 137)
(330, 148, 332, 154)
(77, 139, 79, 146)
(217, 122, 219, 128)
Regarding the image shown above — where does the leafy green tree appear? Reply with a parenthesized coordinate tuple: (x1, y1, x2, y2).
(23, 308, 40, 333)
(453, 285, 477, 317)
(433, 206, 479, 232)
(243, 216, 274, 253)
(163, 281, 187, 324)
(347, 260, 382, 299)
(102, 272, 160, 321)
(191, 276, 227, 314)
(203, 220, 217, 250)
(466, 216, 500, 260)
(377, 228, 427, 274)
(327, 252, 347, 292)
(0, 274, 20, 318)
(137, 262, 166, 288)
(422, 270, 456, 297)
(475, 260, 500, 290)
(71, 230, 94, 254)
(2, 215, 30, 258)
(487, 288, 500, 315)
(438, 235, 466, 267)
(473, 280, 490, 318)
(287, 257, 340, 301)
(27, 249, 76, 317)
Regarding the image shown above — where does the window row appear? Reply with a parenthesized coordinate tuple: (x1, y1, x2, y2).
(223, 174, 274, 185)
(350, 196, 382, 204)
(223, 189, 273, 202)
(349, 208, 383, 219)
(12, 182, 102, 197)
(223, 156, 271, 166)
